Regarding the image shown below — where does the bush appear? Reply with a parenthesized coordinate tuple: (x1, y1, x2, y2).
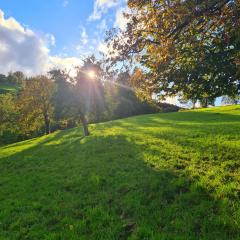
(156, 102, 181, 113)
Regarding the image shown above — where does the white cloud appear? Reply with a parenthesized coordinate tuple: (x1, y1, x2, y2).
(87, 0, 129, 60)
(89, 0, 118, 21)
(0, 9, 50, 75)
(46, 33, 56, 46)
(114, 7, 129, 30)
(75, 27, 90, 54)
(98, 40, 118, 58)
(97, 19, 107, 30)
(0, 3, 131, 77)
(163, 97, 178, 105)
(0, 10, 26, 33)
(99, 7, 130, 57)
(80, 27, 88, 45)
(63, 0, 69, 7)
(0, 9, 81, 76)
(98, 42, 109, 55)
(48, 56, 82, 76)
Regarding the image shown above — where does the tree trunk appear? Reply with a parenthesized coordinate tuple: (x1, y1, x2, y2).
(80, 114, 90, 136)
(44, 113, 50, 135)
(200, 98, 208, 108)
(192, 100, 196, 109)
(202, 101, 208, 108)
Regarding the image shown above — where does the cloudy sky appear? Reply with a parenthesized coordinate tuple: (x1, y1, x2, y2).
(0, 0, 128, 75)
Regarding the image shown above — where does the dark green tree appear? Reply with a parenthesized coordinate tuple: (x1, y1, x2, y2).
(107, 0, 240, 106)
(49, 69, 76, 129)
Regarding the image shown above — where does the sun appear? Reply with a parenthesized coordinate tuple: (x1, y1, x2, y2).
(87, 71, 96, 79)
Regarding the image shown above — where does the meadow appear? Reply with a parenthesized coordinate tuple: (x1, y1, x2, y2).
(0, 105, 240, 239)
(0, 84, 19, 94)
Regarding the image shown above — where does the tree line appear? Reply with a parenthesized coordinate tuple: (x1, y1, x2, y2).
(0, 56, 177, 144)
(1, 0, 239, 144)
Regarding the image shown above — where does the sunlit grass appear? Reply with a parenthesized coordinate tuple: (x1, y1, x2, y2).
(0, 83, 19, 93)
(0, 105, 240, 239)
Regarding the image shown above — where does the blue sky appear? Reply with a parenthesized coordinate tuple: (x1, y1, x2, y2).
(0, 1, 223, 106)
(1, 0, 95, 56)
(0, 0, 127, 74)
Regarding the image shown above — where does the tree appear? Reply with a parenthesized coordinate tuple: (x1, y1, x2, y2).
(0, 93, 20, 144)
(130, 68, 155, 102)
(7, 71, 25, 85)
(156, 39, 238, 105)
(18, 76, 55, 135)
(105, 70, 159, 118)
(73, 56, 106, 136)
(49, 69, 77, 129)
(0, 93, 19, 134)
(0, 74, 7, 84)
(112, 71, 137, 118)
(107, 0, 240, 105)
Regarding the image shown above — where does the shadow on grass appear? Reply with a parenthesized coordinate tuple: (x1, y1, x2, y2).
(0, 128, 240, 239)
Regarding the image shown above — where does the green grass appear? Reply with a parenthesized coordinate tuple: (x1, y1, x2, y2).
(0, 84, 19, 94)
(0, 105, 240, 239)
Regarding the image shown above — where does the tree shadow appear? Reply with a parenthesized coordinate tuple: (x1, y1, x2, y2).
(0, 130, 239, 239)
(111, 111, 240, 206)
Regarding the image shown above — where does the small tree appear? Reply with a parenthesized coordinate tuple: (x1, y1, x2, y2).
(0, 93, 19, 134)
(0, 74, 7, 84)
(49, 69, 76, 128)
(18, 76, 55, 135)
(0, 93, 20, 144)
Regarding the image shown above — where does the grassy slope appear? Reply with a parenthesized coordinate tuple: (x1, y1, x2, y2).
(0, 84, 19, 94)
(0, 105, 240, 239)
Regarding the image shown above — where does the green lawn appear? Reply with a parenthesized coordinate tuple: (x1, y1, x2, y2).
(0, 84, 19, 94)
(0, 105, 240, 239)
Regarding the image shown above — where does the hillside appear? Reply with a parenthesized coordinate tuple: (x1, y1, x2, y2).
(0, 83, 19, 94)
(0, 105, 240, 239)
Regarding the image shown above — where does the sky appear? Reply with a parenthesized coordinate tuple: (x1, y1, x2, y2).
(0, 1, 223, 106)
(0, 0, 128, 75)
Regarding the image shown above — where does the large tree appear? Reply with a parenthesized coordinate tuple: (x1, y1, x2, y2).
(73, 56, 106, 136)
(107, 0, 240, 103)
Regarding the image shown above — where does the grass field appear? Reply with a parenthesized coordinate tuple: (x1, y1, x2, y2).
(0, 105, 240, 239)
(0, 84, 19, 94)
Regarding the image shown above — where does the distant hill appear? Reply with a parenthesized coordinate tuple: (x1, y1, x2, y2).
(0, 105, 240, 239)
